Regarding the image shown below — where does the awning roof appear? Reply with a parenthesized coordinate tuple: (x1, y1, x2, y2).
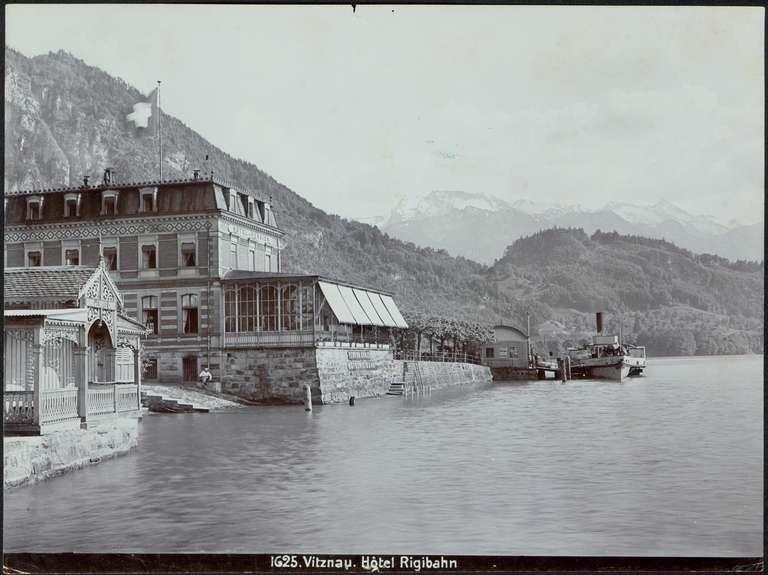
(317, 281, 356, 324)
(317, 281, 408, 328)
(353, 288, 384, 327)
(380, 295, 409, 328)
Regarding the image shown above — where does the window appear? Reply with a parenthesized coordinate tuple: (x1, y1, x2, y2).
(265, 253, 272, 272)
(27, 251, 41, 267)
(181, 294, 199, 334)
(260, 286, 277, 331)
(181, 242, 196, 267)
(247, 200, 255, 219)
(510, 345, 519, 359)
(63, 193, 80, 217)
(101, 191, 118, 215)
(143, 358, 158, 380)
(249, 248, 256, 271)
(103, 246, 118, 270)
(224, 289, 237, 332)
(142, 296, 159, 335)
(26, 197, 43, 220)
(64, 249, 80, 266)
(280, 285, 298, 331)
(238, 286, 257, 332)
(239, 194, 249, 215)
(485, 347, 495, 358)
(230, 242, 238, 269)
(140, 189, 156, 212)
(141, 244, 157, 269)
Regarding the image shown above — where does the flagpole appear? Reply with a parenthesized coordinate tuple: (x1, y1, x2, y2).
(157, 80, 162, 181)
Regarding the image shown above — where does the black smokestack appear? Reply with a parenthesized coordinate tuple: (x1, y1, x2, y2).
(596, 312, 603, 334)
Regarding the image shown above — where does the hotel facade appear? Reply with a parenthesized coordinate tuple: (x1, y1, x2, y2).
(4, 171, 407, 393)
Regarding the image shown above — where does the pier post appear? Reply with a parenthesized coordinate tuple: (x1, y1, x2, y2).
(303, 384, 312, 412)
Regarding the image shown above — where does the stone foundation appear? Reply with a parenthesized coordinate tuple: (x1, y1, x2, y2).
(221, 347, 320, 403)
(315, 347, 400, 404)
(220, 346, 492, 405)
(395, 360, 493, 391)
(4, 417, 139, 488)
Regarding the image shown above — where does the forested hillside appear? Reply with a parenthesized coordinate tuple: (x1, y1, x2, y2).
(4, 47, 507, 323)
(489, 229, 763, 356)
(4, 47, 763, 356)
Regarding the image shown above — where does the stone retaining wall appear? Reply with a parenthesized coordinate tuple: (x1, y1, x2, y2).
(396, 360, 492, 391)
(221, 347, 492, 405)
(221, 347, 320, 403)
(4, 418, 139, 488)
(315, 347, 400, 404)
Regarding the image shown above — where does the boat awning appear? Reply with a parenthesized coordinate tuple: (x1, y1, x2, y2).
(317, 280, 407, 328)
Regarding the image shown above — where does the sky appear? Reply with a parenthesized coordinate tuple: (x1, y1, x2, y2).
(5, 5, 764, 225)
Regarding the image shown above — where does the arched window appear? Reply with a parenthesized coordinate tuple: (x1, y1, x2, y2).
(142, 296, 159, 335)
(181, 294, 199, 334)
(280, 285, 298, 331)
(238, 285, 257, 332)
(260, 285, 277, 331)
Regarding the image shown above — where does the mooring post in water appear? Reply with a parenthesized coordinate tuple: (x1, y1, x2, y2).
(349, 396, 355, 406)
(304, 384, 312, 411)
(566, 356, 572, 380)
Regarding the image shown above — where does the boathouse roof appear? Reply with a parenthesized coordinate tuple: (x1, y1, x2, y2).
(493, 324, 528, 340)
(4, 266, 97, 308)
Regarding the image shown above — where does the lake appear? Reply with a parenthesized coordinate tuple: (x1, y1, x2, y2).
(3, 355, 763, 556)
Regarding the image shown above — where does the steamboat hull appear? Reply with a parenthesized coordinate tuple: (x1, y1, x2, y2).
(570, 356, 645, 382)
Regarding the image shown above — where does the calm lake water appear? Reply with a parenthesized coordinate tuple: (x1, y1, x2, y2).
(4, 355, 763, 556)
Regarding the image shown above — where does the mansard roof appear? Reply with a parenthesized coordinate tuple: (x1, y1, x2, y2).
(4, 266, 97, 308)
(4, 174, 265, 201)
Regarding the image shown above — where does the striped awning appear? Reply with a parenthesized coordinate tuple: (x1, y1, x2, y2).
(317, 281, 408, 328)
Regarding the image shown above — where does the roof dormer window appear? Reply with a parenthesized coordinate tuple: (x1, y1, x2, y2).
(26, 196, 43, 220)
(101, 190, 119, 216)
(140, 187, 158, 212)
(64, 192, 81, 218)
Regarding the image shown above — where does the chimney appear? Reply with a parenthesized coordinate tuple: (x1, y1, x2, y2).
(103, 167, 113, 185)
(596, 312, 603, 334)
(192, 169, 200, 180)
(82, 175, 90, 187)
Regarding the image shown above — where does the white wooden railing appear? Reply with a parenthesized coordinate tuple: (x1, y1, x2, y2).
(115, 384, 139, 412)
(5, 384, 139, 432)
(88, 384, 116, 415)
(39, 388, 80, 425)
(4, 391, 35, 424)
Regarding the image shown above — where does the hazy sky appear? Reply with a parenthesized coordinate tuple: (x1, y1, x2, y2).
(6, 5, 764, 225)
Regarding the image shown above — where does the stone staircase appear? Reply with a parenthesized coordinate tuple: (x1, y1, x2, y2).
(386, 381, 405, 395)
(140, 391, 210, 414)
(388, 362, 428, 396)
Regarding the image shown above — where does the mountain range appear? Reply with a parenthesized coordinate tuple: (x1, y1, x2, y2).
(3, 47, 763, 356)
(382, 191, 763, 264)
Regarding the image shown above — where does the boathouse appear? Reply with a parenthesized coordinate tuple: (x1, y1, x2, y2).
(482, 324, 530, 369)
(3, 263, 146, 434)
